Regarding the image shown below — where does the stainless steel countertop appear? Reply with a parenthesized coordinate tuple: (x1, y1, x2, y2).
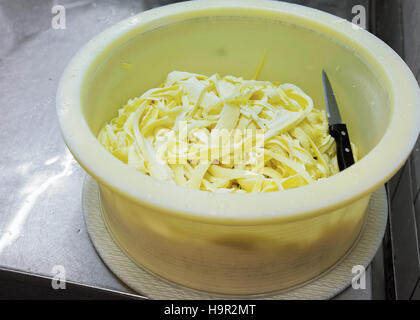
(0, 0, 375, 299)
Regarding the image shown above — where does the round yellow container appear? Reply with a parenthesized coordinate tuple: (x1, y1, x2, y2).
(57, 0, 420, 295)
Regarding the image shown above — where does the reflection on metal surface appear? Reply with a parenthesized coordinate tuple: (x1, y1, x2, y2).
(0, 151, 76, 254)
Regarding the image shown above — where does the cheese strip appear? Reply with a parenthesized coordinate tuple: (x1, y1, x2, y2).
(98, 71, 357, 193)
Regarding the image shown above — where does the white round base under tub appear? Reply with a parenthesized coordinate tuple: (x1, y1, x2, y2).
(82, 175, 388, 300)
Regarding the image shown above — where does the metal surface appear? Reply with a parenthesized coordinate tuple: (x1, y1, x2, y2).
(322, 70, 342, 125)
(0, 0, 377, 299)
(374, 0, 420, 300)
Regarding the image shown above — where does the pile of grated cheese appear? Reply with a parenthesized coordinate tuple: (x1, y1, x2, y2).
(98, 71, 357, 193)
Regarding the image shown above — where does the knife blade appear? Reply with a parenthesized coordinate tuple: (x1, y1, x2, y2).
(322, 70, 355, 171)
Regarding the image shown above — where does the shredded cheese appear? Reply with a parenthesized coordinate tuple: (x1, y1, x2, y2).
(98, 71, 357, 193)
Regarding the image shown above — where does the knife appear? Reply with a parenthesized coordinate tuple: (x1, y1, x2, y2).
(322, 70, 355, 171)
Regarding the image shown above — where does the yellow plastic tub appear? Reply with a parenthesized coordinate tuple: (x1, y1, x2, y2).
(57, 0, 420, 295)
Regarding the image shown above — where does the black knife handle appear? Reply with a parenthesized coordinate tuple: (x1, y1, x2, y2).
(329, 123, 355, 171)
